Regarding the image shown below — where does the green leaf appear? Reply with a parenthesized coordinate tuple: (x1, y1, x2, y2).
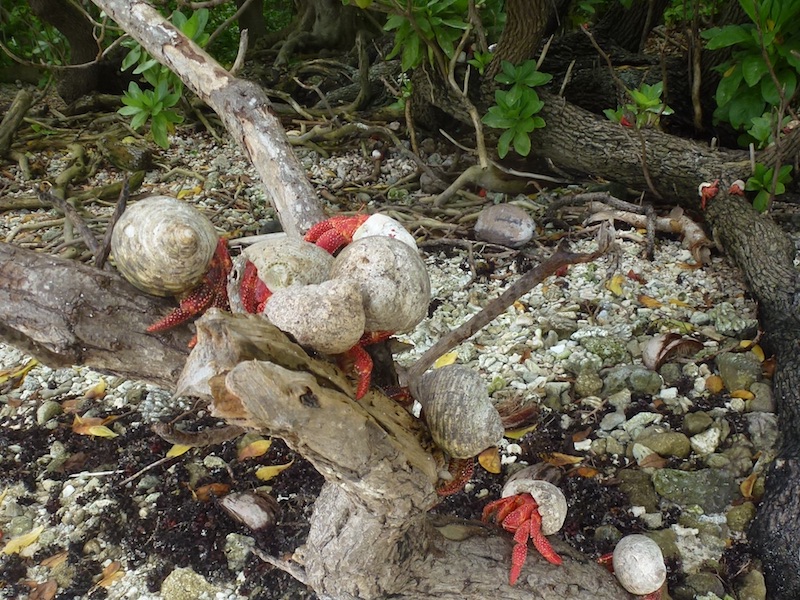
(497, 128, 514, 158)
(383, 14, 406, 32)
(121, 46, 141, 71)
(151, 115, 170, 149)
(702, 25, 752, 49)
(752, 189, 770, 212)
(118, 104, 143, 116)
(401, 35, 422, 72)
(741, 54, 769, 86)
(778, 164, 793, 182)
(532, 116, 546, 129)
(481, 107, 515, 129)
(513, 129, 531, 156)
(130, 111, 149, 130)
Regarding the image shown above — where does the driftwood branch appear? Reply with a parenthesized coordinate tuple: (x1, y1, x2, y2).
(90, 0, 325, 237)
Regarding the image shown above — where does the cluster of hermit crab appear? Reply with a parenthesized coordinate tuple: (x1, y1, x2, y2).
(110, 195, 667, 597)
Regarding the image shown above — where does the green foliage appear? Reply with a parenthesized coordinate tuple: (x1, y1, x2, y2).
(119, 9, 210, 149)
(701, 0, 800, 137)
(746, 162, 792, 212)
(388, 75, 413, 111)
(383, 0, 470, 72)
(604, 81, 674, 128)
(0, 0, 67, 78)
(481, 60, 551, 158)
(663, 0, 723, 27)
(467, 51, 493, 75)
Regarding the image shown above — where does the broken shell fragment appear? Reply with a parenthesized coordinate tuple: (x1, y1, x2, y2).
(218, 491, 279, 531)
(329, 236, 431, 333)
(612, 534, 667, 596)
(501, 474, 567, 535)
(413, 365, 504, 459)
(111, 195, 218, 296)
(642, 333, 703, 371)
(264, 278, 366, 355)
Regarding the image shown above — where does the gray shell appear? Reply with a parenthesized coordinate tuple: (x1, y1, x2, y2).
(244, 237, 333, 291)
(329, 236, 430, 333)
(111, 195, 218, 297)
(414, 365, 504, 459)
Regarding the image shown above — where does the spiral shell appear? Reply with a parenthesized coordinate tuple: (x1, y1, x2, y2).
(413, 365, 504, 459)
(352, 214, 418, 249)
(329, 236, 430, 333)
(111, 195, 218, 297)
(244, 237, 333, 291)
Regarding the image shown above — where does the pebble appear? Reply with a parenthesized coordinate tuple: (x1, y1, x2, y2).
(651, 469, 739, 512)
(473, 203, 534, 247)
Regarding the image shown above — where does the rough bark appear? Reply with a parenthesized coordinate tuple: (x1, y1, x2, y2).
(485, 0, 550, 80)
(0, 88, 34, 157)
(704, 189, 800, 600)
(182, 311, 633, 600)
(0, 242, 190, 388)
(90, 0, 325, 238)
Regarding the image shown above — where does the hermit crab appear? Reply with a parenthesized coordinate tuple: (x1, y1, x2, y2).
(110, 195, 232, 333)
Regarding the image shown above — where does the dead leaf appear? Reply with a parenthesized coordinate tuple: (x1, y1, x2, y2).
(731, 389, 755, 400)
(477, 447, 501, 474)
(705, 375, 724, 393)
(750, 344, 765, 362)
(40, 550, 68, 569)
(504, 423, 538, 440)
(96, 561, 124, 589)
(571, 428, 592, 443)
(72, 415, 118, 438)
(28, 579, 57, 600)
(83, 380, 106, 400)
(637, 453, 669, 469)
(2, 525, 44, 555)
(255, 461, 294, 481)
(570, 466, 600, 478)
(238, 439, 272, 461)
(166, 444, 192, 458)
(194, 483, 230, 502)
(543, 452, 583, 467)
(0, 358, 38, 387)
(605, 274, 625, 296)
(740, 472, 758, 499)
(433, 352, 458, 368)
(637, 294, 663, 308)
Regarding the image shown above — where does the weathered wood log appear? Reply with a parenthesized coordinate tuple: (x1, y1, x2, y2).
(0, 242, 189, 388)
(90, 0, 325, 238)
(0, 88, 34, 157)
(183, 311, 633, 600)
(704, 187, 800, 600)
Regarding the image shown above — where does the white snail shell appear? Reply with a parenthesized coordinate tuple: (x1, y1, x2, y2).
(352, 214, 418, 249)
(264, 278, 366, 355)
(612, 534, 667, 596)
(413, 365, 504, 459)
(501, 475, 567, 535)
(111, 195, 218, 297)
(329, 236, 430, 333)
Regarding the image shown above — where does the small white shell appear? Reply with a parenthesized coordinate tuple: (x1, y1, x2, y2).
(111, 195, 218, 296)
(501, 478, 567, 535)
(352, 214, 418, 249)
(264, 278, 366, 355)
(612, 534, 667, 595)
(329, 236, 430, 333)
(414, 365, 504, 459)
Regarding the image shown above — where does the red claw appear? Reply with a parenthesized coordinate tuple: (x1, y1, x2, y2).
(698, 179, 720, 210)
(147, 238, 232, 333)
(340, 331, 393, 399)
(482, 493, 562, 585)
(239, 260, 272, 314)
(304, 215, 369, 254)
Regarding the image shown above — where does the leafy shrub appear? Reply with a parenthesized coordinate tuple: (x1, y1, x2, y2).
(604, 81, 674, 128)
(746, 162, 793, 212)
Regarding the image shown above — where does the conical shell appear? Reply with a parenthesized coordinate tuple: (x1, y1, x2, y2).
(414, 365, 504, 459)
(111, 195, 218, 296)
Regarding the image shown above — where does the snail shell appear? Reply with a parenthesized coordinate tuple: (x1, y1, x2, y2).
(413, 365, 504, 459)
(329, 236, 431, 333)
(263, 278, 366, 355)
(111, 195, 218, 297)
(612, 534, 666, 596)
(352, 214, 418, 249)
(501, 472, 567, 535)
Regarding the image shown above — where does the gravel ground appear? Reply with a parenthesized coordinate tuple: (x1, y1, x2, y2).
(0, 82, 788, 600)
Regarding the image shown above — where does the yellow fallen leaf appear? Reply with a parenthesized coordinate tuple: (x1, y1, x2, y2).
(87, 425, 118, 438)
(740, 472, 758, 499)
(605, 274, 625, 296)
(751, 344, 765, 362)
(0, 358, 38, 386)
(255, 461, 294, 481)
(544, 452, 583, 467)
(2, 525, 44, 555)
(238, 439, 272, 461)
(166, 444, 192, 458)
(731, 389, 755, 400)
(513, 301, 526, 311)
(739, 340, 754, 349)
(176, 185, 202, 199)
(668, 298, 692, 308)
(504, 423, 538, 440)
(72, 414, 118, 437)
(83, 380, 106, 400)
(637, 294, 662, 308)
(433, 352, 458, 368)
(0, 487, 7, 506)
(477, 447, 501, 474)
(40, 550, 68, 569)
(705, 375, 725, 393)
